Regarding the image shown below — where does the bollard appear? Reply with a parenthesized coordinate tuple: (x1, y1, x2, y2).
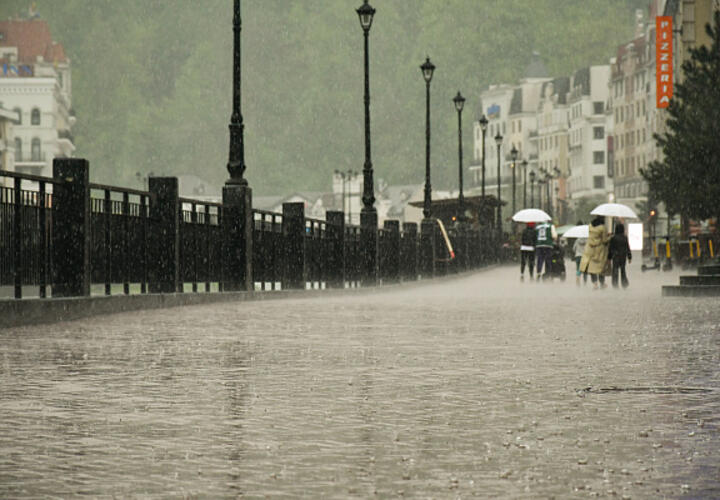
(709, 239, 715, 259)
(52, 158, 91, 297)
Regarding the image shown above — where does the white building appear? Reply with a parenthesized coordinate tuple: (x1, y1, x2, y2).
(535, 77, 570, 220)
(0, 104, 19, 173)
(0, 18, 75, 181)
(567, 65, 613, 203)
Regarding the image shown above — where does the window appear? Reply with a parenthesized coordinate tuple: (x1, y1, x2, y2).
(518, 120, 522, 132)
(31, 108, 40, 126)
(593, 101, 604, 114)
(31, 138, 41, 161)
(593, 176, 605, 189)
(13, 107, 21, 125)
(593, 151, 605, 164)
(14, 137, 22, 161)
(593, 126, 604, 139)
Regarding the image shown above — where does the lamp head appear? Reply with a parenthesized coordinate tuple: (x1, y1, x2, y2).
(478, 115, 488, 132)
(420, 57, 435, 83)
(356, 0, 375, 32)
(453, 91, 465, 112)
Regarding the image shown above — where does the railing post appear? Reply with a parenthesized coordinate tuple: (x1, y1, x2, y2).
(326, 211, 345, 288)
(103, 189, 111, 295)
(401, 222, 418, 281)
(39, 181, 47, 298)
(148, 177, 180, 293)
(282, 202, 305, 289)
(382, 220, 400, 283)
(140, 194, 148, 294)
(13, 177, 22, 298)
(420, 219, 436, 278)
(122, 191, 130, 294)
(222, 184, 253, 291)
(51, 158, 91, 297)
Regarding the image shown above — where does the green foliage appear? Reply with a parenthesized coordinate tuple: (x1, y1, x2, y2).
(1, 0, 646, 194)
(642, 11, 720, 221)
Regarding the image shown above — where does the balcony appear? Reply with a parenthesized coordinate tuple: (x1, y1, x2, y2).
(15, 153, 46, 166)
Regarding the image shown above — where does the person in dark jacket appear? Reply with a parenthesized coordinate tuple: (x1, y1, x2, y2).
(520, 222, 535, 281)
(608, 222, 632, 288)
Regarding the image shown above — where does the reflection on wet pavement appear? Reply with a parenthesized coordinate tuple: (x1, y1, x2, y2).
(1, 262, 719, 497)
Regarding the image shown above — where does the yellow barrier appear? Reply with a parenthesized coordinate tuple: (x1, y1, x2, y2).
(689, 240, 694, 259)
(710, 240, 715, 259)
(666, 240, 671, 259)
(696, 239, 701, 257)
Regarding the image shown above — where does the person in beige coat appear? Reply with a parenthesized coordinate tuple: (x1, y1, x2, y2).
(579, 216, 611, 289)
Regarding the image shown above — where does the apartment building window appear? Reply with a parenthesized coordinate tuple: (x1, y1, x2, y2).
(593, 101, 604, 114)
(593, 151, 605, 164)
(593, 126, 604, 139)
(518, 120, 522, 132)
(14, 137, 22, 161)
(593, 176, 605, 189)
(13, 107, 21, 125)
(31, 138, 42, 161)
(31, 108, 40, 126)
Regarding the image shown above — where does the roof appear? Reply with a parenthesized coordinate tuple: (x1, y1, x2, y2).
(572, 67, 591, 96)
(509, 88, 523, 114)
(0, 19, 67, 64)
(524, 51, 549, 79)
(409, 194, 505, 209)
(541, 76, 571, 105)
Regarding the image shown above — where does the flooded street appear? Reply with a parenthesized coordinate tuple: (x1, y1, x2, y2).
(1, 263, 719, 498)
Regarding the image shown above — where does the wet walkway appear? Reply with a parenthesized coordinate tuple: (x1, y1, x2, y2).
(1, 262, 719, 498)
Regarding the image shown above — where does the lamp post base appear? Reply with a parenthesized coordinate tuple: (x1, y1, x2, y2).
(420, 218, 436, 278)
(360, 209, 378, 286)
(222, 183, 253, 292)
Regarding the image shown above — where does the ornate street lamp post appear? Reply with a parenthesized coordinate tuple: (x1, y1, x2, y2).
(495, 133, 503, 242)
(521, 159, 528, 208)
(529, 169, 536, 207)
(510, 145, 518, 216)
(453, 91, 466, 219)
(356, 0, 377, 285)
(421, 57, 436, 219)
(420, 57, 436, 277)
(222, 0, 253, 292)
(478, 115, 488, 199)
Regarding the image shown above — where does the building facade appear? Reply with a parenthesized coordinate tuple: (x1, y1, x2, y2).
(567, 65, 613, 204)
(0, 18, 75, 181)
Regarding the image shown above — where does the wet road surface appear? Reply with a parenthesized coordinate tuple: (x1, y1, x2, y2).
(1, 262, 719, 498)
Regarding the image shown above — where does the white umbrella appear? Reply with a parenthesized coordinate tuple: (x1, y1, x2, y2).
(561, 224, 589, 239)
(590, 203, 638, 219)
(512, 208, 551, 223)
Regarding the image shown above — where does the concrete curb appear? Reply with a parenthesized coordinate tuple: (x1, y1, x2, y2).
(0, 264, 500, 329)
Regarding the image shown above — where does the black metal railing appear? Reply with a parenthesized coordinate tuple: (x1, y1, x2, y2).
(1, 159, 501, 301)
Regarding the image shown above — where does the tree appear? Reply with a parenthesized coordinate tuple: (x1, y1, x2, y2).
(641, 11, 720, 223)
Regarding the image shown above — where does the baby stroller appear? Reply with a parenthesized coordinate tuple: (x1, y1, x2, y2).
(545, 243, 567, 281)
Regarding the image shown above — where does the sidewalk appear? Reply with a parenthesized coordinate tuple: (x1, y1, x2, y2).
(1, 261, 718, 498)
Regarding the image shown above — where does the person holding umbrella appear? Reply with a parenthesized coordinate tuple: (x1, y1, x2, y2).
(579, 216, 611, 289)
(535, 219, 557, 280)
(608, 222, 632, 288)
(520, 222, 536, 281)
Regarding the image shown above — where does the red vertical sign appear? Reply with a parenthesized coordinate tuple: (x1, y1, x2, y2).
(656, 16, 673, 108)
